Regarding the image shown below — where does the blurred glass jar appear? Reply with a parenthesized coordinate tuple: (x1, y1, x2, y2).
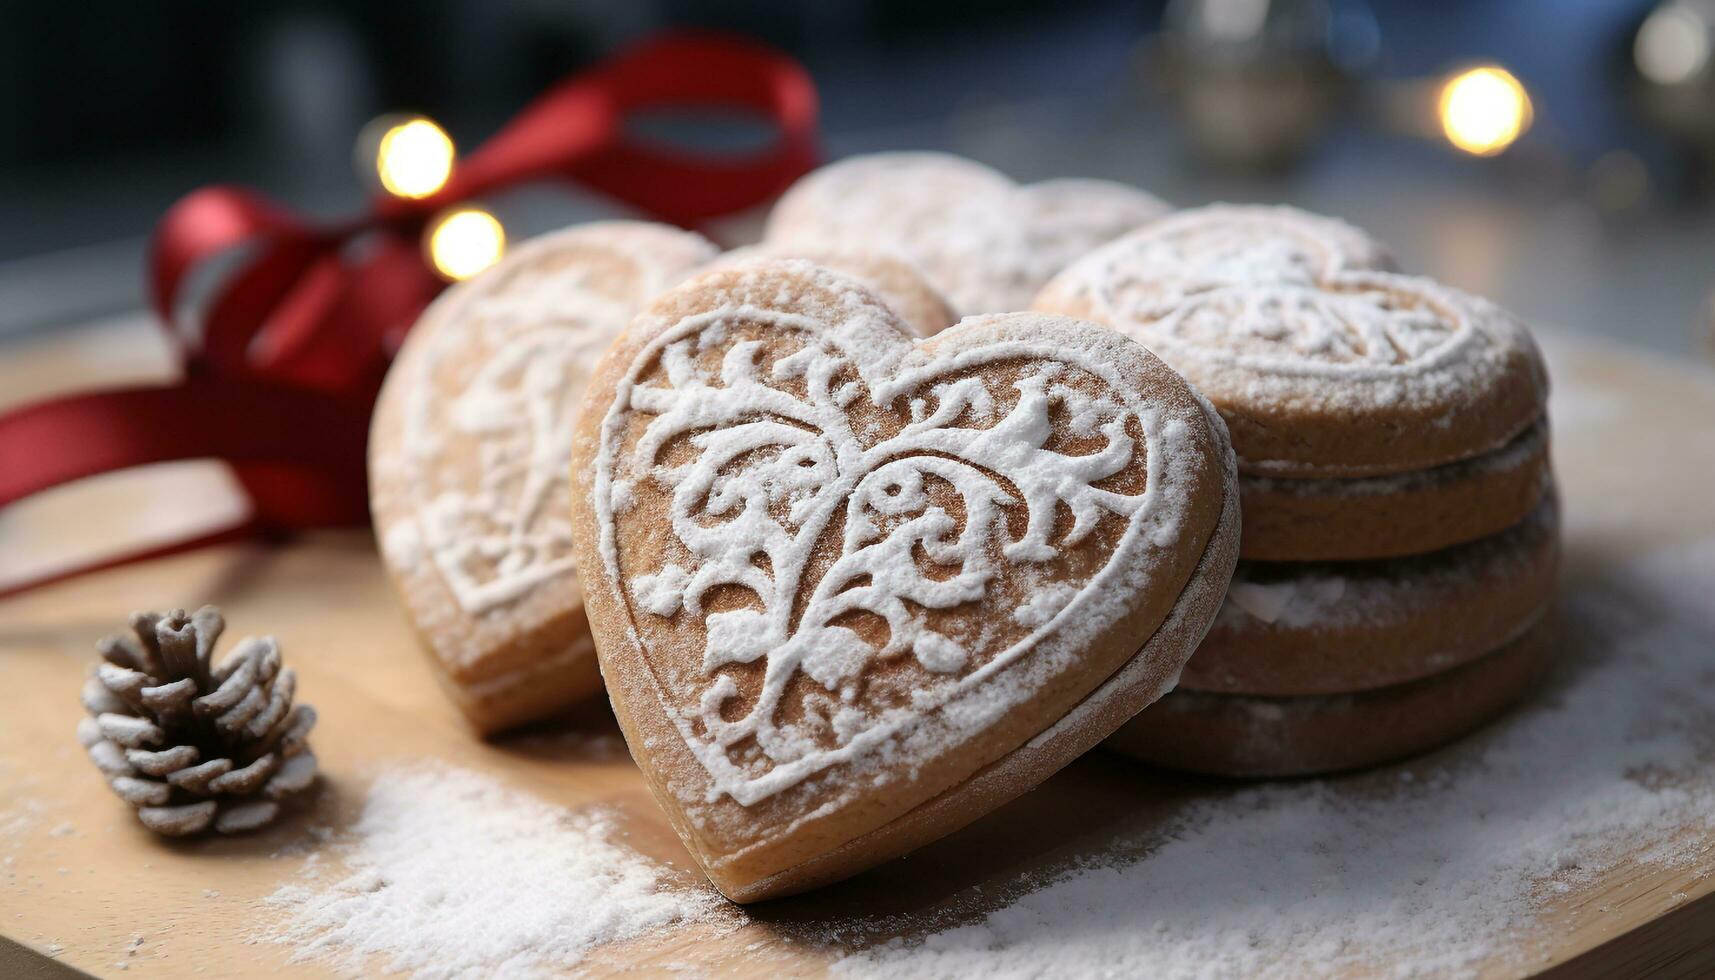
(1152, 0, 1377, 172)
(1634, 1, 1715, 147)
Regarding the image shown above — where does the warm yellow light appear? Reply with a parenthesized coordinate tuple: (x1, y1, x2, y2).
(1438, 66, 1532, 157)
(377, 118, 455, 199)
(427, 208, 505, 281)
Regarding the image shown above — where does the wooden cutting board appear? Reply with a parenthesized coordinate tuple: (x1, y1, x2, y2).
(2, 322, 1714, 978)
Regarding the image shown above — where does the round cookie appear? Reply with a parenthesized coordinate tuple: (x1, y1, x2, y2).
(1013, 178, 1174, 289)
(1238, 418, 1552, 561)
(1183, 491, 1559, 697)
(568, 259, 1239, 901)
(766, 152, 1169, 316)
(1046, 204, 1398, 293)
(1107, 615, 1554, 778)
(704, 245, 956, 337)
(765, 152, 1022, 316)
(369, 221, 718, 733)
(1033, 205, 1550, 478)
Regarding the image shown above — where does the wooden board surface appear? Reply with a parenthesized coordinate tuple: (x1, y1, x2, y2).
(3, 323, 1715, 978)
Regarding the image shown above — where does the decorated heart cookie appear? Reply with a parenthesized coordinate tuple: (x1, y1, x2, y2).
(569, 260, 1239, 901)
(764, 152, 1170, 316)
(1034, 205, 1548, 478)
(1061, 204, 1397, 311)
(369, 221, 717, 733)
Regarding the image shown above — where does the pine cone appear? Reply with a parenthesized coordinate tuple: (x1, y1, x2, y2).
(76, 607, 318, 836)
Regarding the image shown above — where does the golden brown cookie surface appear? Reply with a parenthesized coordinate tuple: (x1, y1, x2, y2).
(765, 152, 1169, 316)
(1184, 492, 1559, 697)
(569, 260, 1237, 901)
(703, 245, 955, 337)
(1108, 615, 1553, 778)
(1013, 177, 1178, 286)
(1034, 205, 1549, 478)
(1238, 418, 1552, 561)
(1042, 203, 1397, 298)
(369, 221, 717, 733)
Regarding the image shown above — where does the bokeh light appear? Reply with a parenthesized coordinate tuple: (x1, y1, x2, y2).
(1438, 66, 1533, 157)
(426, 208, 505, 281)
(377, 118, 455, 199)
(1635, 5, 1711, 86)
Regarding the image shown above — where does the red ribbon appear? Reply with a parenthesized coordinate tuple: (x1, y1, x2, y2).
(0, 32, 818, 598)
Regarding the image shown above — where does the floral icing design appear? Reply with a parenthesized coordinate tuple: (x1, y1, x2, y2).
(1129, 282, 1462, 370)
(399, 266, 641, 614)
(600, 310, 1169, 805)
(1068, 218, 1468, 374)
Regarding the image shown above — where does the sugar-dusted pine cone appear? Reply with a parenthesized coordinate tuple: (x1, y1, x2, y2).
(76, 607, 318, 836)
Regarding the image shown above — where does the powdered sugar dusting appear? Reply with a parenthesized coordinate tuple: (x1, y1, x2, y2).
(831, 531, 1715, 977)
(1225, 578, 1317, 624)
(766, 152, 1167, 315)
(260, 763, 729, 978)
(1044, 204, 1394, 327)
(1034, 205, 1549, 477)
(591, 262, 1215, 809)
(704, 245, 957, 338)
(1217, 491, 1557, 633)
(370, 221, 715, 628)
(1149, 279, 1464, 373)
(765, 153, 1023, 316)
(1011, 178, 1173, 291)
(1041, 205, 1502, 384)
(1012, 584, 1080, 628)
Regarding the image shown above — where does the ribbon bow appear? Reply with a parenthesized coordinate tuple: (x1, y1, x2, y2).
(0, 32, 818, 598)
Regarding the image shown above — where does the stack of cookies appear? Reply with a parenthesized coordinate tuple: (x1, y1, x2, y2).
(367, 156, 1565, 903)
(1033, 204, 1558, 777)
(366, 153, 1168, 735)
(377, 236, 1246, 900)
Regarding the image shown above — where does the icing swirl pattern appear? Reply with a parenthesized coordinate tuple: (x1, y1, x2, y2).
(1034, 205, 1549, 477)
(589, 264, 1211, 806)
(1135, 280, 1465, 372)
(400, 273, 619, 613)
(368, 221, 717, 714)
(386, 226, 712, 614)
(1052, 204, 1428, 373)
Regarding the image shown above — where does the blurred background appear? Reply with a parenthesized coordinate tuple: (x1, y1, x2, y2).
(4, 0, 1715, 594)
(2, 0, 1714, 354)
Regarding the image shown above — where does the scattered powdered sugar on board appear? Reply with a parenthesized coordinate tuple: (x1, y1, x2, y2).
(0, 798, 42, 841)
(259, 762, 730, 978)
(830, 534, 1715, 979)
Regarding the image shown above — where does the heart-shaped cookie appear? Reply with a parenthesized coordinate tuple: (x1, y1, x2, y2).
(764, 152, 1171, 316)
(569, 259, 1239, 900)
(1034, 205, 1547, 478)
(369, 221, 717, 733)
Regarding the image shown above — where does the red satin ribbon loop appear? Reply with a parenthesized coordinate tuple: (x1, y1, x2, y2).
(0, 31, 819, 597)
(0, 378, 368, 501)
